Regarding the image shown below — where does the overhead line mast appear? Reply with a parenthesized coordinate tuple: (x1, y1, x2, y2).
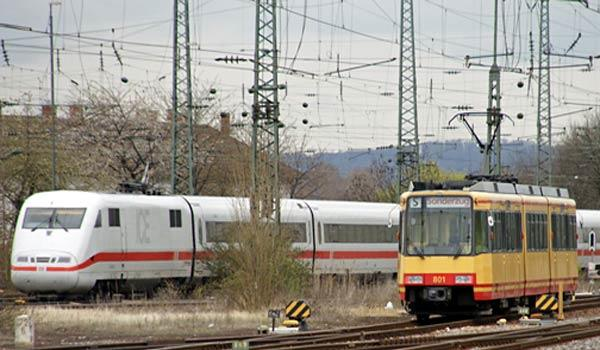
(171, 0, 195, 195)
(397, 0, 420, 198)
(537, 0, 552, 186)
(484, 0, 502, 176)
(251, 0, 282, 226)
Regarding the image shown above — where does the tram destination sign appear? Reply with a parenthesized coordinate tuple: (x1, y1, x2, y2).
(425, 197, 470, 209)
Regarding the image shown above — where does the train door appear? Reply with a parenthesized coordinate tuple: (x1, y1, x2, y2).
(119, 208, 127, 281)
(548, 201, 558, 293)
(523, 199, 551, 297)
(194, 217, 211, 278)
(302, 201, 317, 274)
(489, 210, 507, 297)
(519, 199, 527, 297)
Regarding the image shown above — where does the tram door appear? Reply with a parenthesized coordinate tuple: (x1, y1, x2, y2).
(522, 200, 551, 296)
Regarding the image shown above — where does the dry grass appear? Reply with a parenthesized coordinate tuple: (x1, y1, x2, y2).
(31, 306, 265, 338)
(307, 277, 405, 326)
(12, 279, 403, 342)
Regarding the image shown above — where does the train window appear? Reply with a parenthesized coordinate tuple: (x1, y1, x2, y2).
(491, 212, 505, 252)
(527, 213, 548, 251)
(509, 212, 522, 251)
(169, 209, 182, 228)
(569, 215, 577, 249)
(474, 211, 489, 254)
(108, 208, 120, 227)
(94, 210, 102, 228)
(551, 214, 574, 251)
(324, 223, 397, 243)
(404, 199, 472, 256)
(198, 219, 204, 243)
(281, 223, 308, 243)
(205, 221, 228, 242)
(23, 208, 87, 230)
(490, 212, 521, 252)
(540, 214, 548, 250)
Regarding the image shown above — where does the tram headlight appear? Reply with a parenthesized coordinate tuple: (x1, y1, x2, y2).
(406, 275, 423, 284)
(454, 275, 473, 284)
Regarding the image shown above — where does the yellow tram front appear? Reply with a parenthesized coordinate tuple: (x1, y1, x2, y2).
(399, 192, 481, 320)
(398, 181, 578, 322)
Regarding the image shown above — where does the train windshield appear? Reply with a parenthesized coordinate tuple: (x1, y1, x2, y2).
(23, 208, 87, 230)
(404, 196, 472, 256)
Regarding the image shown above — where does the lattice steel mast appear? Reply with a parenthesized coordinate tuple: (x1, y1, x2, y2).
(251, 0, 281, 225)
(397, 0, 419, 196)
(537, 0, 552, 185)
(171, 0, 195, 194)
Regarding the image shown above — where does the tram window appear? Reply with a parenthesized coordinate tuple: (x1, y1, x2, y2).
(570, 215, 578, 249)
(108, 208, 120, 227)
(526, 213, 533, 251)
(551, 214, 557, 249)
(491, 212, 501, 252)
(552, 214, 573, 251)
(490, 212, 521, 252)
(527, 213, 548, 251)
(474, 211, 489, 254)
(513, 213, 523, 251)
(541, 214, 548, 249)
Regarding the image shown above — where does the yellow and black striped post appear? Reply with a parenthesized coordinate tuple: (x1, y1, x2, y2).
(535, 294, 558, 313)
(285, 300, 311, 321)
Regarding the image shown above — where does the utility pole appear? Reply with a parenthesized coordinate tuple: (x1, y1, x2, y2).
(397, 0, 419, 197)
(251, 0, 282, 226)
(49, 2, 59, 190)
(537, 0, 552, 185)
(171, 0, 195, 195)
(484, 0, 502, 176)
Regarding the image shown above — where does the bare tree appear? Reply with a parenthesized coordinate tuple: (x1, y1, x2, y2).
(554, 112, 600, 209)
(344, 156, 396, 202)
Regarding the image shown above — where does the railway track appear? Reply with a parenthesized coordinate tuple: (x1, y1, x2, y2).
(4, 293, 597, 311)
(10, 294, 600, 349)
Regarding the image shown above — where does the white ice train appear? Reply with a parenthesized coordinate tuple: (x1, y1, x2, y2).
(11, 190, 600, 296)
(10, 191, 400, 295)
(576, 210, 600, 270)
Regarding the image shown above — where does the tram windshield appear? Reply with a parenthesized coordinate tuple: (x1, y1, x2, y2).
(404, 196, 472, 256)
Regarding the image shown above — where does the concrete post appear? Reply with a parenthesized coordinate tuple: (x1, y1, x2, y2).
(14, 314, 34, 348)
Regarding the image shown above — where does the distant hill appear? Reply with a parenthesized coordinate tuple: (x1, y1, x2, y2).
(294, 140, 537, 177)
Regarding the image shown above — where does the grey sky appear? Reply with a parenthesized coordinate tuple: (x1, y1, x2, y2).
(1, 0, 599, 152)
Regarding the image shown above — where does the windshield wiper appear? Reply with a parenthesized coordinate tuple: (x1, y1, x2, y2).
(31, 216, 52, 232)
(453, 245, 463, 259)
(414, 245, 425, 259)
(53, 217, 69, 232)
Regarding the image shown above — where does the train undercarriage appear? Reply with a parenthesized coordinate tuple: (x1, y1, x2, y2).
(404, 286, 574, 322)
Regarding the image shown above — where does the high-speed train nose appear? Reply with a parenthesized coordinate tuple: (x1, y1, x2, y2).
(11, 251, 79, 293)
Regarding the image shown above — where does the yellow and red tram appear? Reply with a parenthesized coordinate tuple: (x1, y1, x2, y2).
(398, 181, 577, 321)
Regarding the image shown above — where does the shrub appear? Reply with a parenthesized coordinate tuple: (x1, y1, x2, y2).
(205, 218, 310, 310)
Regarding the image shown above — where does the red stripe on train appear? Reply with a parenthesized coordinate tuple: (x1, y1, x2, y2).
(11, 250, 399, 272)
